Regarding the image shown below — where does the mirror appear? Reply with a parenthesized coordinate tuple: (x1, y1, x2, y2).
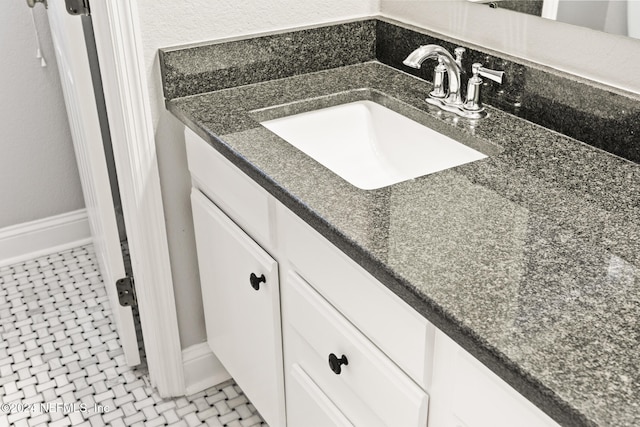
(471, 0, 640, 39)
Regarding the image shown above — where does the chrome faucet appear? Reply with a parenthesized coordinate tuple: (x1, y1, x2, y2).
(403, 45, 465, 105)
(403, 44, 504, 119)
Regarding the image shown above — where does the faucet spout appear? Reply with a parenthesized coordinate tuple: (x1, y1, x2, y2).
(403, 44, 463, 105)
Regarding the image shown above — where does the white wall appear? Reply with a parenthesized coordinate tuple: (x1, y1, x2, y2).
(1, 2, 84, 229)
(380, 0, 640, 95)
(134, 0, 379, 348)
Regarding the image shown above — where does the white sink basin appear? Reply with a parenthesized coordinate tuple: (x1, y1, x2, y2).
(260, 100, 487, 190)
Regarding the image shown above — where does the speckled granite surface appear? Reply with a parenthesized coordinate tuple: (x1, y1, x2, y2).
(162, 20, 640, 427)
(498, 0, 543, 16)
(160, 20, 375, 100)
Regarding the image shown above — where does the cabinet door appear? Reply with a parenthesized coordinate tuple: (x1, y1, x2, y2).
(428, 330, 560, 427)
(191, 189, 285, 427)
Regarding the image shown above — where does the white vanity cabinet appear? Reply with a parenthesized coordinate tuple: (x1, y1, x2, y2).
(185, 128, 562, 427)
(282, 270, 429, 426)
(428, 331, 561, 427)
(190, 190, 285, 427)
(187, 129, 285, 427)
(277, 203, 436, 392)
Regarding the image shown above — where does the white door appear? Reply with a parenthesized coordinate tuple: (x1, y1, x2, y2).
(46, 0, 140, 366)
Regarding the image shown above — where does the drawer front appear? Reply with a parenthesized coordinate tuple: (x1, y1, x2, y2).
(185, 128, 272, 248)
(278, 203, 435, 390)
(191, 190, 285, 427)
(283, 271, 429, 427)
(288, 363, 354, 427)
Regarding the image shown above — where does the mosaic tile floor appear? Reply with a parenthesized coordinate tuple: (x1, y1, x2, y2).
(0, 244, 267, 426)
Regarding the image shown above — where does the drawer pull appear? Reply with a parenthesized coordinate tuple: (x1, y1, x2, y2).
(250, 273, 266, 290)
(328, 353, 349, 375)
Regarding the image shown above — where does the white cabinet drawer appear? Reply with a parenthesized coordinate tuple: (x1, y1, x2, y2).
(186, 128, 272, 247)
(288, 363, 354, 427)
(191, 189, 285, 427)
(283, 271, 429, 427)
(278, 203, 435, 390)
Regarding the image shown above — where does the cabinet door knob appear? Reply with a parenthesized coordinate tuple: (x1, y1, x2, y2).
(249, 273, 266, 290)
(328, 353, 348, 375)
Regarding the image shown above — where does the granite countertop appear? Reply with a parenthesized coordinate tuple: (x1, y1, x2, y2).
(167, 60, 640, 426)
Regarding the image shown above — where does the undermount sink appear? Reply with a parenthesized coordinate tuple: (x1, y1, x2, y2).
(260, 99, 487, 190)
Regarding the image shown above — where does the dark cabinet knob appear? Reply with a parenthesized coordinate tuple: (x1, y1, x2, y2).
(328, 353, 348, 375)
(249, 273, 266, 290)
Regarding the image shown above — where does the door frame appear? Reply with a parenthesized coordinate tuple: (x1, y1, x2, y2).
(88, 1, 185, 396)
(46, 0, 141, 367)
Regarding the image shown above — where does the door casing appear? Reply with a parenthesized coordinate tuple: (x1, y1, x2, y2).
(51, 0, 185, 397)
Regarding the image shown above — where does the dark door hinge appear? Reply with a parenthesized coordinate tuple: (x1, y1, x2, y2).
(116, 276, 137, 307)
(65, 0, 90, 16)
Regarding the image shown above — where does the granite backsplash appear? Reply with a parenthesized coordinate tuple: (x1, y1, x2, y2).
(374, 20, 640, 164)
(160, 20, 376, 100)
(160, 17, 640, 163)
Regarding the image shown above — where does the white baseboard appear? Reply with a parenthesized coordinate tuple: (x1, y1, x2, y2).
(0, 209, 92, 267)
(182, 342, 231, 396)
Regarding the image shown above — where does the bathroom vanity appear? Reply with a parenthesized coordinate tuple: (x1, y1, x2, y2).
(161, 17, 640, 427)
(186, 123, 561, 427)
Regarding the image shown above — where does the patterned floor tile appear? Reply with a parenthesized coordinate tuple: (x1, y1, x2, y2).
(0, 245, 267, 426)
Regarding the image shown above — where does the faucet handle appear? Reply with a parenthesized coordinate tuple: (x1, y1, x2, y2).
(472, 63, 505, 84)
(430, 56, 448, 99)
(464, 63, 506, 116)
